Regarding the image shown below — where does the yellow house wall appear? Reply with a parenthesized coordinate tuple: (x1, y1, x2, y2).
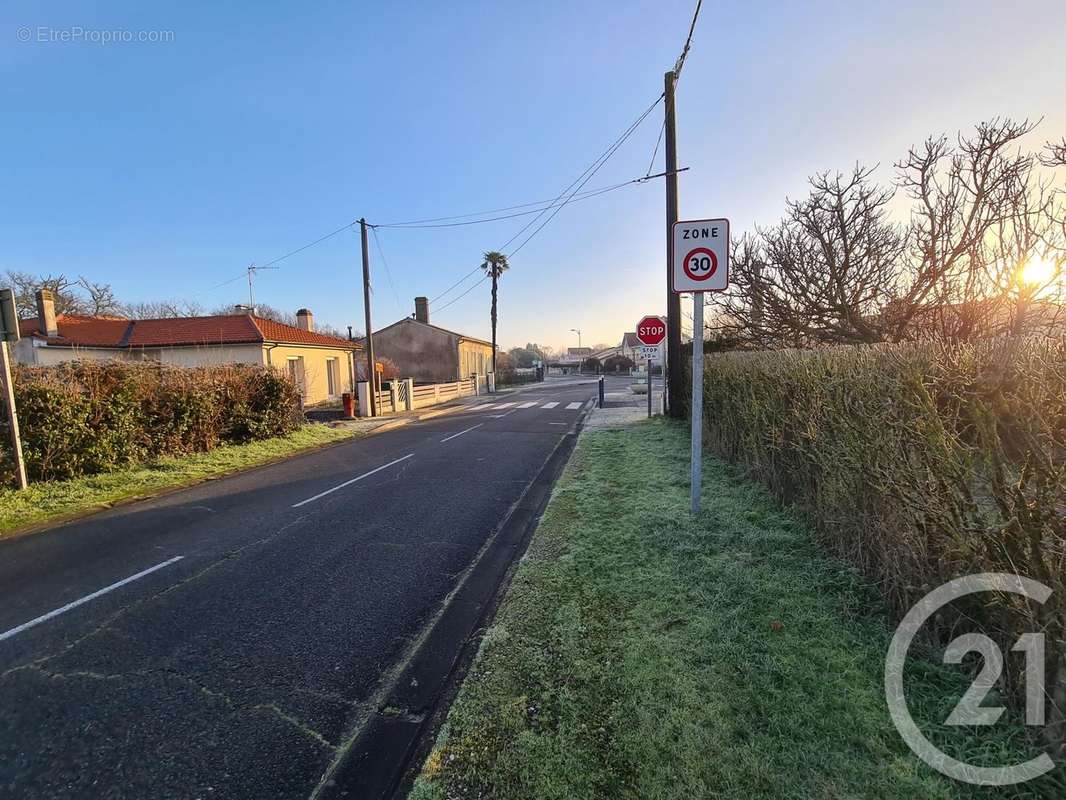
(265, 344, 356, 406)
(458, 340, 493, 378)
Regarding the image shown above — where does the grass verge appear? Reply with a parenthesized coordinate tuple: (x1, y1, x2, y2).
(0, 423, 356, 537)
(411, 418, 1061, 799)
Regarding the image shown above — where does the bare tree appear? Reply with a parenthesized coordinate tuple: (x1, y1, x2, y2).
(890, 119, 1041, 341)
(712, 119, 1066, 348)
(710, 167, 903, 346)
(1041, 138, 1066, 168)
(3, 271, 84, 318)
(77, 277, 121, 316)
(122, 299, 206, 319)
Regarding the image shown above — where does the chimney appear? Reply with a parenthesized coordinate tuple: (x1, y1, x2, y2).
(35, 289, 58, 337)
(414, 296, 429, 324)
(296, 308, 314, 332)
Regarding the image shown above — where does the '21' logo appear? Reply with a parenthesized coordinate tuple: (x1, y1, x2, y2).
(885, 573, 1055, 786)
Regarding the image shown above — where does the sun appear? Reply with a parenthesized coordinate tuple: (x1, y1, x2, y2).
(1020, 257, 1057, 287)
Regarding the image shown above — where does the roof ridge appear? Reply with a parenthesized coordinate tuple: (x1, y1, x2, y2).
(247, 314, 267, 341)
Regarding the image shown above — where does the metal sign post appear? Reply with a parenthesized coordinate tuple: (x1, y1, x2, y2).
(671, 219, 730, 514)
(689, 297, 703, 513)
(0, 288, 27, 490)
(647, 355, 653, 418)
(634, 317, 666, 422)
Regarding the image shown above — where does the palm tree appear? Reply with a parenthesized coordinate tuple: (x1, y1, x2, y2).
(480, 251, 509, 376)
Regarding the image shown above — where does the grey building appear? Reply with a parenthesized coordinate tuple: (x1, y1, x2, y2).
(368, 297, 495, 383)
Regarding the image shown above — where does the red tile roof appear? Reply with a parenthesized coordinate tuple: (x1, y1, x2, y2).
(19, 314, 132, 347)
(19, 313, 359, 350)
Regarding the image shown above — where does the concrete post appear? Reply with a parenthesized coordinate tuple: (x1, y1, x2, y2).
(404, 378, 414, 411)
(389, 381, 399, 414)
(356, 381, 371, 417)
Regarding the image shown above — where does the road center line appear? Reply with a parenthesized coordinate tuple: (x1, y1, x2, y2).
(440, 423, 483, 443)
(0, 555, 185, 644)
(292, 454, 415, 508)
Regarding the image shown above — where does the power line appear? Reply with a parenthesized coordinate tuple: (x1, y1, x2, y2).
(424, 166, 683, 307)
(192, 91, 668, 306)
(507, 95, 662, 259)
(646, 119, 666, 176)
(374, 179, 640, 230)
(260, 221, 355, 268)
(195, 222, 355, 299)
(201, 272, 248, 294)
(369, 226, 403, 314)
(673, 0, 703, 80)
(434, 273, 488, 314)
(500, 93, 664, 257)
(430, 266, 481, 304)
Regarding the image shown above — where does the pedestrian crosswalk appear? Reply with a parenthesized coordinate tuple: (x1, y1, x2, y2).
(466, 398, 586, 413)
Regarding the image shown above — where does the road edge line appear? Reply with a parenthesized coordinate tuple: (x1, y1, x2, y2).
(313, 403, 592, 800)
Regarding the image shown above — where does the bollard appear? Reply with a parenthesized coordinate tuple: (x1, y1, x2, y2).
(598, 375, 605, 408)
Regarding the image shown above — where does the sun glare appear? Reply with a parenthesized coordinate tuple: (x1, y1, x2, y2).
(1020, 257, 1057, 286)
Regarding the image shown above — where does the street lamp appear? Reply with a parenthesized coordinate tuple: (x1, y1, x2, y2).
(570, 328, 582, 349)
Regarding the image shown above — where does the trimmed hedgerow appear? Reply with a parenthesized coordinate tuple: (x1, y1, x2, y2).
(0, 361, 302, 483)
(695, 339, 1066, 758)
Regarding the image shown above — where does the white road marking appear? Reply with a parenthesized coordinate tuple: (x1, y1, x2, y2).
(542, 402, 559, 409)
(473, 403, 496, 411)
(549, 422, 566, 425)
(517, 401, 537, 409)
(585, 399, 595, 410)
(440, 423, 483, 443)
(493, 402, 514, 409)
(0, 556, 185, 644)
(292, 454, 414, 508)
(566, 402, 582, 410)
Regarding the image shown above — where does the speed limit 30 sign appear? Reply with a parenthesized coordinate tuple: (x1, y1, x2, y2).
(672, 218, 729, 293)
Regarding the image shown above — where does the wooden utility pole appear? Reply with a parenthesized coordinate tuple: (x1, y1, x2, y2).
(0, 341, 27, 490)
(664, 70, 682, 418)
(359, 218, 378, 417)
(0, 288, 26, 489)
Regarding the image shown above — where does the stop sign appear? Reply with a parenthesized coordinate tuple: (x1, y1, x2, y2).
(635, 315, 666, 346)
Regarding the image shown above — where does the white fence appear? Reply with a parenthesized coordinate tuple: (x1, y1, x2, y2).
(358, 376, 479, 416)
(410, 377, 477, 409)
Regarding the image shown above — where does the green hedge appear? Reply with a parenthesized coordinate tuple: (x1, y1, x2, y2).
(697, 340, 1065, 755)
(1, 361, 302, 483)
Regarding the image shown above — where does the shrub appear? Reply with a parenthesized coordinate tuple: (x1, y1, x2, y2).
(0, 361, 302, 483)
(694, 339, 1066, 755)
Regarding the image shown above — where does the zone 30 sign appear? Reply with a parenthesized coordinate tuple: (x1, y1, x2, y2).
(672, 218, 729, 293)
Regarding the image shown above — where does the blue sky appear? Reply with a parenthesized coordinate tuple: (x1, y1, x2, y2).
(3, 1, 1065, 351)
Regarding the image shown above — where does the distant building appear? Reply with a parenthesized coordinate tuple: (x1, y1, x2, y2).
(15, 289, 360, 406)
(562, 347, 592, 362)
(619, 332, 643, 361)
(367, 297, 494, 383)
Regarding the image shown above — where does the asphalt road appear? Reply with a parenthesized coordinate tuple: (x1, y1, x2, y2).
(0, 376, 610, 799)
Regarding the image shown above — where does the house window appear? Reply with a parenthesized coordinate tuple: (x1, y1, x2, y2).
(326, 357, 339, 397)
(287, 356, 305, 395)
